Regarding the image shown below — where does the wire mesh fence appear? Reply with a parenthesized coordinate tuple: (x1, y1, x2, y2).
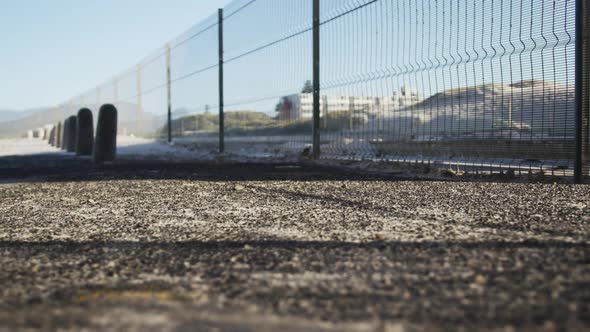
(167, 13, 220, 153)
(53, 0, 588, 181)
(221, 0, 314, 159)
(578, 0, 590, 182)
(319, 0, 577, 177)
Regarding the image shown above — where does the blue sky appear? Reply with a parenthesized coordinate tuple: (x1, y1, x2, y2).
(0, 0, 231, 111)
(0, 0, 576, 117)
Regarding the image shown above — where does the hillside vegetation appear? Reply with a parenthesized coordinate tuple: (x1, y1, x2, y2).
(164, 110, 368, 137)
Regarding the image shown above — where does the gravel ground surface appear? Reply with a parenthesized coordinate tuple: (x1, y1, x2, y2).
(0, 162, 589, 331)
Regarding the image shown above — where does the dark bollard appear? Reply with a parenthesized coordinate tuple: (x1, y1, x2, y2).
(76, 108, 94, 156)
(48, 127, 56, 146)
(66, 116, 77, 152)
(48, 127, 53, 145)
(56, 122, 63, 149)
(62, 118, 69, 150)
(93, 104, 118, 163)
(53, 125, 58, 146)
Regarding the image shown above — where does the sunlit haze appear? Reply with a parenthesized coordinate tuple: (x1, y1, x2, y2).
(0, 0, 231, 110)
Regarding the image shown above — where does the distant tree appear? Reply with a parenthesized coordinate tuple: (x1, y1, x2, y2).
(301, 80, 313, 93)
(275, 101, 283, 113)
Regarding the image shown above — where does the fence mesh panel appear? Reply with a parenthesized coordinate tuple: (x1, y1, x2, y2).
(222, 0, 313, 159)
(168, 13, 220, 153)
(319, 0, 576, 177)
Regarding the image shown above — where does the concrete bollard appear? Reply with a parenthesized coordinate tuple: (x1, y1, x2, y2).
(43, 125, 53, 141)
(56, 122, 63, 149)
(62, 118, 70, 150)
(52, 125, 58, 146)
(48, 127, 56, 146)
(93, 104, 118, 163)
(66, 116, 77, 152)
(76, 108, 94, 156)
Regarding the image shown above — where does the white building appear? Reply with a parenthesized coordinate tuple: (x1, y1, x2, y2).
(277, 86, 422, 121)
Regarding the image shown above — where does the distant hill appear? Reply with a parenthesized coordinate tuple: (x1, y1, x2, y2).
(0, 110, 22, 122)
(371, 80, 575, 139)
(0, 108, 48, 124)
(0, 102, 161, 138)
(165, 80, 576, 140)
(0, 80, 575, 140)
(165, 110, 369, 137)
(165, 111, 277, 136)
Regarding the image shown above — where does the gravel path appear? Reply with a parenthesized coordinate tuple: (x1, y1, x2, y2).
(0, 164, 589, 331)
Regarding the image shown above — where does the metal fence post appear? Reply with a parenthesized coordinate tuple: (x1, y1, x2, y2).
(166, 43, 173, 143)
(322, 95, 328, 129)
(349, 96, 355, 131)
(575, 0, 589, 183)
(137, 64, 143, 135)
(218, 8, 225, 154)
(312, 0, 321, 159)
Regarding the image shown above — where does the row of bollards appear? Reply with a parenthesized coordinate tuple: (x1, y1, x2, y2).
(47, 104, 118, 164)
(27, 124, 55, 140)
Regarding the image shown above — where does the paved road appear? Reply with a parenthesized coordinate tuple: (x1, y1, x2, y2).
(0, 136, 214, 159)
(0, 163, 589, 331)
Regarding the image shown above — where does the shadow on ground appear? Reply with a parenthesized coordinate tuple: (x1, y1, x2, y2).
(0, 153, 409, 183)
(1, 238, 588, 331)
